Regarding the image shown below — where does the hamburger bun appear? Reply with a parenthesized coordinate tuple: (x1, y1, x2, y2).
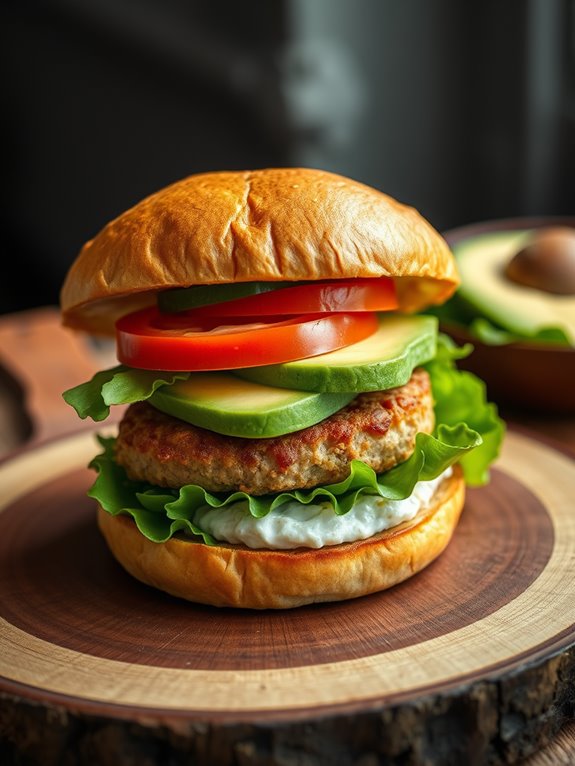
(97, 465, 465, 609)
(60, 167, 459, 334)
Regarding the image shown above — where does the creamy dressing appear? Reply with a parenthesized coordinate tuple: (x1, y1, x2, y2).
(192, 468, 452, 550)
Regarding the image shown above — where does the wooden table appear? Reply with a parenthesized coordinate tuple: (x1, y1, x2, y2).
(0, 306, 574, 765)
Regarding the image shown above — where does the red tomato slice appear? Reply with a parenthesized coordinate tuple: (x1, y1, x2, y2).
(116, 308, 378, 371)
(173, 278, 397, 318)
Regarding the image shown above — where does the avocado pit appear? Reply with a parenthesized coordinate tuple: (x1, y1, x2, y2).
(504, 226, 575, 295)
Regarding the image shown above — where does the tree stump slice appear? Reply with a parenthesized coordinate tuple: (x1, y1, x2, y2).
(1, 427, 574, 765)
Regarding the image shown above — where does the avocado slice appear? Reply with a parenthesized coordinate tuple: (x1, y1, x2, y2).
(157, 281, 298, 313)
(148, 373, 355, 438)
(454, 231, 575, 345)
(235, 314, 437, 392)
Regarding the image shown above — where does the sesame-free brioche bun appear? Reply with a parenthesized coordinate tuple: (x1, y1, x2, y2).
(97, 466, 465, 610)
(61, 168, 459, 335)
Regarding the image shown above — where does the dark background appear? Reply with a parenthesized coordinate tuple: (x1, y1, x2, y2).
(1, 0, 574, 314)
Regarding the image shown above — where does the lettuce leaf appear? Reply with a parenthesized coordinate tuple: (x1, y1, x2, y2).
(468, 317, 570, 346)
(428, 296, 571, 347)
(424, 334, 504, 486)
(63, 366, 190, 421)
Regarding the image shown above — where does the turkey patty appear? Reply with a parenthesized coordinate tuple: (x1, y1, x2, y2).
(114, 368, 434, 496)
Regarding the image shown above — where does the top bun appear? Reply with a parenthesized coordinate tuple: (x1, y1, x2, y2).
(60, 168, 459, 334)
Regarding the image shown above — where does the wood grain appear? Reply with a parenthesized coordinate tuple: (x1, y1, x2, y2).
(0, 307, 119, 456)
(1, 428, 574, 765)
(0, 465, 553, 672)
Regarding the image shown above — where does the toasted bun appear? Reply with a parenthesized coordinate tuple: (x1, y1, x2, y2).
(97, 466, 465, 609)
(61, 168, 459, 334)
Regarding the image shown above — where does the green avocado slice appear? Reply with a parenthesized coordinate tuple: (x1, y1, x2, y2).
(454, 231, 575, 345)
(157, 281, 299, 313)
(235, 314, 438, 392)
(148, 373, 355, 438)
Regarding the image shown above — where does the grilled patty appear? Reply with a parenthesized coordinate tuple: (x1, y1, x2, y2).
(114, 368, 434, 496)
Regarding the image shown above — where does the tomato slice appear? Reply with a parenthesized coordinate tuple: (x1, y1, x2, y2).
(160, 278, 397, 317)
(116, 308, 378, 371)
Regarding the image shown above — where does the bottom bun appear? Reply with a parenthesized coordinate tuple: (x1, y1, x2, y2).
(97, 466, 465, 610)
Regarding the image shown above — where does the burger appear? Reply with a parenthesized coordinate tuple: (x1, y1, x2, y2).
(61, 168, 504, 609)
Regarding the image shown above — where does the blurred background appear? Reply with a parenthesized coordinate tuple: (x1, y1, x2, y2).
(1, 0, 574, 315)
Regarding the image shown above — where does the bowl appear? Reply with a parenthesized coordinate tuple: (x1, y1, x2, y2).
(441, 216, 575, 415)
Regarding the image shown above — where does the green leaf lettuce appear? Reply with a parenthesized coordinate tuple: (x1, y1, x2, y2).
(63, 366, 190, 421)
(428, 295, 570, 347)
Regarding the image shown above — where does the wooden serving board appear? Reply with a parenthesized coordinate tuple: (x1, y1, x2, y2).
(1, 427, 574, 765)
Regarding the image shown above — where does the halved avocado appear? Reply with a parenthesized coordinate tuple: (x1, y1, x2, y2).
(454, 231, 575, 345)
(235, 314, 437, 392)
(149, 373, 355, 438)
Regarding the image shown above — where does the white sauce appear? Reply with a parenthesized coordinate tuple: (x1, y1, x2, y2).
(192, 468, 453, 550)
